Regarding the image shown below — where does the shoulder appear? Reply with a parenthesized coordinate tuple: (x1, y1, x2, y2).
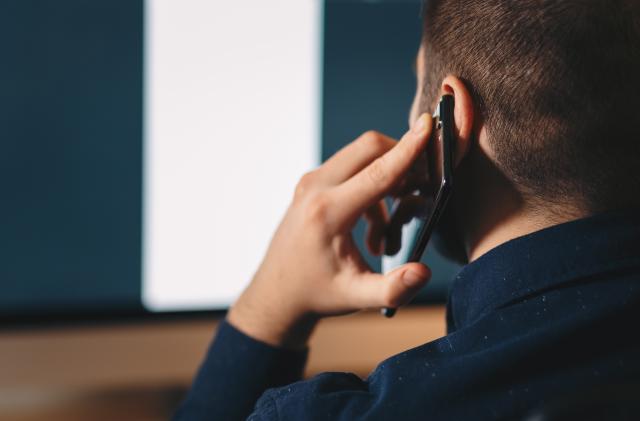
(245, 342, 447, 421)
(248, 371, 374, 420)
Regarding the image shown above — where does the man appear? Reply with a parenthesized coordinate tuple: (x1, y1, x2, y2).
(176, 0, 640, 419)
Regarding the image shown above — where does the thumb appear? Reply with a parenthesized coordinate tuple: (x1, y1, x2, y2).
(346, 263, 431, 310)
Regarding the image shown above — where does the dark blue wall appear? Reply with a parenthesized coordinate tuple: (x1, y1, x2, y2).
(0, 1, 143, 317)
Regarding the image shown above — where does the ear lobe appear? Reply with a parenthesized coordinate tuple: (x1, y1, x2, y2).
(441, 75, 474, 167)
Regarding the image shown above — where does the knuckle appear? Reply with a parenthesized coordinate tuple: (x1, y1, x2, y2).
(366, 156, 388, 186)
(304, 192, 331, 226)
(294, 171, 316, 200)
(360, 130, 382, 145)
(403, 132, 423, 157)
(360, 130, 381, 142)
(360, 130, 386, 152)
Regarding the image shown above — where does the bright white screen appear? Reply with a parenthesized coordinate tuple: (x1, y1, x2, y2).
(143, 1, 322, 311)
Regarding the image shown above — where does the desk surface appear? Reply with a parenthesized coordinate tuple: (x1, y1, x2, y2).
(1, 306, 446, 420)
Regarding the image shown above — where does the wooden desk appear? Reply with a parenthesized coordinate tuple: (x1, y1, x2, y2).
(0, 306, 445, 420)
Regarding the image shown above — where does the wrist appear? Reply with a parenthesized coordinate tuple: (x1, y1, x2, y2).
(227, 288, 318, 350)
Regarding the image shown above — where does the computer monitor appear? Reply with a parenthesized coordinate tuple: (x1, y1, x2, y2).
(0, 0, 457, 324)
(143, 1, 321, 312)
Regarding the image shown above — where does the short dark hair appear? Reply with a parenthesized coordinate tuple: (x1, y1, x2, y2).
(420, 0, 640, 213)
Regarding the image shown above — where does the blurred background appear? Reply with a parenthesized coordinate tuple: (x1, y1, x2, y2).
(0, 0, 454, 419)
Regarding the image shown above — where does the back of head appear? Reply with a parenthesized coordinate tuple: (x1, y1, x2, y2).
(420, 0, 640, 214)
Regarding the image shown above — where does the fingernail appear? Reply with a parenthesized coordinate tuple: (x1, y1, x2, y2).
(402, 269, 425, 288)
(412, 114, 428, 134)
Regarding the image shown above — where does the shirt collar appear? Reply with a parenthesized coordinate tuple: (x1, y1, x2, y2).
(447, 209, 640, 331)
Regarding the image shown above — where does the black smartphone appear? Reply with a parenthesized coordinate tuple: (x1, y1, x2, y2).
(381, 94, 455, 317)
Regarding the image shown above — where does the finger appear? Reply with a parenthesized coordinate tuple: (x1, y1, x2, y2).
(317, 131, 397, 185)
(364, 200, 389, 255)
(342, 263, 431, 310)
(388, 172, 429, 198)
(388, 143, 430, 196)
(330, 114, 432, 226)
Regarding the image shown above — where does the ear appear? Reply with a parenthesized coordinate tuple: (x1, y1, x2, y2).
(441, 75, 474, 167)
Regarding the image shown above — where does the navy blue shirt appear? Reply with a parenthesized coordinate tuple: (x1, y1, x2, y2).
(176, 211, 640, 420)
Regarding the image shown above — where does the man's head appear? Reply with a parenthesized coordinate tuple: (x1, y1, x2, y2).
(409, 0, 640, 261)
(412, 0, 640, 214)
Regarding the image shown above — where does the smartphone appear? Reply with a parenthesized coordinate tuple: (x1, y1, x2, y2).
(381, 94, 455, 317)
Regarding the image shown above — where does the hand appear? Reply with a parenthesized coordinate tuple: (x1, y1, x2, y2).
(227, 114, 434, 349)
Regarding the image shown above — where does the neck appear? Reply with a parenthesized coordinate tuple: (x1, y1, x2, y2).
(458, 134, 590, 263)
(467, 199, 589, 262)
